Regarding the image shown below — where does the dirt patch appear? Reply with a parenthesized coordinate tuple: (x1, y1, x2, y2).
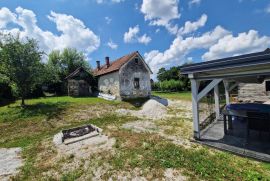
(122, 120, 158, 133)
(53, 133, 115, 159)
(0, 147, 23, 181)
(122, 120, 192, 149)
(164, 168, 187, 181)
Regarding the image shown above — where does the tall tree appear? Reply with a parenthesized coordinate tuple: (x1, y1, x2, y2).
(47, 48, 90, 80)
(45, 48, 91, 95)
(156, 66, 191, 91)
(0, 34, 44, 106)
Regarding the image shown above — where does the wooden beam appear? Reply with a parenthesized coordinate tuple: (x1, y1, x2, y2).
(197, 79, 223, 102)
(191, 78, 200, 139)
(224, 81, 230, 105)
(214, 84, 220, 120)
(229, 82, 238, 92)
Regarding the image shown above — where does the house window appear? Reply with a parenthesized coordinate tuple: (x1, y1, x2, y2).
(134, 58, 139, 64)
(134, 78, 140, 89)
(266, 81, 270, 91)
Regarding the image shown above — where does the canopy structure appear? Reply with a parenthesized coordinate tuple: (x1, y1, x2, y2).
(180, 49, 270, 139)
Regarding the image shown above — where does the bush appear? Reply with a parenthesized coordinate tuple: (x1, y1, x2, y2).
(152, 80, 188, 92)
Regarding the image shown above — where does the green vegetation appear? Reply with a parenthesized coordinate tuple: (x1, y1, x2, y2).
(152, 66, 190, 92)
(0, 34, 95, 107)
(152, 91, 191, 101)
(0, 96, 123, 149)
(0, 88, 269, 180)
(45, 48, 95, 95)
(106, 131, 270, 180)
(0, 34, 44, 106)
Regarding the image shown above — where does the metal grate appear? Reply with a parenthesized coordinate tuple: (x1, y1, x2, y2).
(62, 125, 97, 142)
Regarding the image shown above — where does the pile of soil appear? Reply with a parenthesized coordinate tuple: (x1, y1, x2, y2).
(117, 98, 168, 120)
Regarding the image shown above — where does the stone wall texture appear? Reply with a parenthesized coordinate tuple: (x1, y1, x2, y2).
(238, 82, 270, 102)
(98, 71, 120, 96)
(119, 57, 151, 99)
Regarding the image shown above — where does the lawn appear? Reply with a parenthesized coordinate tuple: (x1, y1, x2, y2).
(0, 94, 270, 180)
(152, 91, 191, 101)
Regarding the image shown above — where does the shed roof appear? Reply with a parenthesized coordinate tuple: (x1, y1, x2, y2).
(65, 67, 92, 80)
(180, 49, 270, 80)
(93, 51, 152, 76)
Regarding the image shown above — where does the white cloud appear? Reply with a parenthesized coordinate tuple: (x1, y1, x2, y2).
(0, 7, 100, 57)
(123, 25, 151, 45)
(0, 7, 16, 28)
(144, 26, 230, 73)
(266, 4, 270, 14)
(111, 0, 124, 3)
(138, 34, 152, 45)
(189, 0, 201, 7)
(107, 39, 118, 49)
(178, 14, 207, 35)
(96, 0, 124, 4)
(105, 16, 112, 24)
(202, 30, 270, 60)
(140, 0, 180, 33)
(124, 25, 139, 43)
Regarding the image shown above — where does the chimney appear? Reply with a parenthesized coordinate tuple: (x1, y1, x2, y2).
(105, 57, 110, 68)
(96, 60, 100, 70)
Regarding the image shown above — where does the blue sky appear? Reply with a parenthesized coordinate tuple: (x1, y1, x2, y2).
(0, 0, 270, 76)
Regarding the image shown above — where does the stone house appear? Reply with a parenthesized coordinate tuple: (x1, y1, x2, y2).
(238, 81, 270, 102)
(93, 51, 152, 100)
(66, 67, 94, 97)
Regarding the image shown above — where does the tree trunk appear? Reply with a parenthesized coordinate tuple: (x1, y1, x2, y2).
(21, 94, 25, 107)
(21, 97, 25, 107)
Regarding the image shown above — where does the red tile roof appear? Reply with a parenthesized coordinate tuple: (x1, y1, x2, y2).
(93, 51, 138, 76)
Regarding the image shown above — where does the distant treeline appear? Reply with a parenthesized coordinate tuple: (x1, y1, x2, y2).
(152, 66, 190, 92)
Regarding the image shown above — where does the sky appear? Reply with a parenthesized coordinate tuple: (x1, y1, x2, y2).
(0, 0, 270, 78)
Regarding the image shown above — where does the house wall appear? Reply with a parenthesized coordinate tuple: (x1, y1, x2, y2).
(98, 71, 120, 96)
(238, 82, 270, 102)
(68, 79, 91, 97)
(68, 79, 79, 96)
(119, 57, 151, 99)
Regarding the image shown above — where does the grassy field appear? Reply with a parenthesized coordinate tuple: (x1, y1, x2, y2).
(1, 94, 270, 180)
(152, 91, 191, 101)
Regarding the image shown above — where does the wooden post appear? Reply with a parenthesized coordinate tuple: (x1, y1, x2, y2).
(214, 84, 220, 120)
(191, 78, 200, 139)
(224, 81, 230, 105)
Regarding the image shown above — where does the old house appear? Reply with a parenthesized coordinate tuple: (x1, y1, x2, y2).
(93, 51, 152, 100)
(66, 67, 94, 97)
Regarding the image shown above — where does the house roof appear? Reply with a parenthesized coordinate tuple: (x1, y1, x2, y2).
(180, 49, 270, 80)
(93, 51, 152, 76)
(65, 67, 92, 80)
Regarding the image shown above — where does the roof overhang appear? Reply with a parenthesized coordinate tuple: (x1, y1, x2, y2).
(180, 49, 270, 82)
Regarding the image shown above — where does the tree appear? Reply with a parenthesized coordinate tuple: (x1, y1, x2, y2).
(156, 66, 191, 91)
(45, 48, 91, 95)
(0, 34, 44, 106)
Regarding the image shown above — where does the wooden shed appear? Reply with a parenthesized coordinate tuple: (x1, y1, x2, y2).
(65, 67, 95, 97)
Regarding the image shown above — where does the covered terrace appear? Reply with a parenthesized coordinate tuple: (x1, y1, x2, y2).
(181, 49, 270, 162)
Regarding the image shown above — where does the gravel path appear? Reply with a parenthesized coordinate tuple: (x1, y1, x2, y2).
(0, 147, 23, 181)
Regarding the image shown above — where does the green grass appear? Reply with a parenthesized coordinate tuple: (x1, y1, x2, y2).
(0, 96, 125, 149)
(1, 95, 270, 180)
(106, 130, 270, 180)
(0, 96, 120, 123)
(152, 91, 191, 101)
